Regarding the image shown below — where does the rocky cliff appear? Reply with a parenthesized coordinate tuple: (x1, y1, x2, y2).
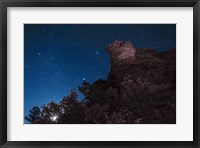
(81, 41, 176, 124)
(106, 41, 176, 95)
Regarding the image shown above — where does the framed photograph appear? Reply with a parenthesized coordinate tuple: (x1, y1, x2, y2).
(0, 0, 199, 147)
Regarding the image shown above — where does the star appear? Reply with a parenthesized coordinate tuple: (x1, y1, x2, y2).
(96, 50, 99, 55)
(83, 78, 86, 81)
(25, 65, 30, 69)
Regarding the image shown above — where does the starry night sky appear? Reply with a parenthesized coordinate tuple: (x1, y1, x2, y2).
(24, 24, 176, 119)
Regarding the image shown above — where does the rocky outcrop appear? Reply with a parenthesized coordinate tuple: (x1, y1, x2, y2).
(106, 41, 176, 95)
(83, 40, 176, 124)
(106, 41, 136, 73)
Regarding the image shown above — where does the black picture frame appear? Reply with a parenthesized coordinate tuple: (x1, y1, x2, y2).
(0, 0, 199, 147)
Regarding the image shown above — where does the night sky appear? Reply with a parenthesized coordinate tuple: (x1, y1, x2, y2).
(24, 24, 176, 119)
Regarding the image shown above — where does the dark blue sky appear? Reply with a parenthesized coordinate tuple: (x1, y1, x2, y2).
(24, 24, 176, 118)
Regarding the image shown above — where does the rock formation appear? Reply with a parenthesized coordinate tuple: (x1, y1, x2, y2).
(83, 40, 176, 124)
(106, 41, 136, 73)
(106, 41, 176, 95)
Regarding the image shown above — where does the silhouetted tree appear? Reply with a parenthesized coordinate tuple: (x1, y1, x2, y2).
(39, 101, 61, 123)
(25, 106, 41, 123)
(58, 90, 85, 124)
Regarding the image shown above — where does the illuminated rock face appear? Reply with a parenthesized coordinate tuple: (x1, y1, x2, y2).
(106, 40, 176, 95)
(106, 41, 136, 72)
